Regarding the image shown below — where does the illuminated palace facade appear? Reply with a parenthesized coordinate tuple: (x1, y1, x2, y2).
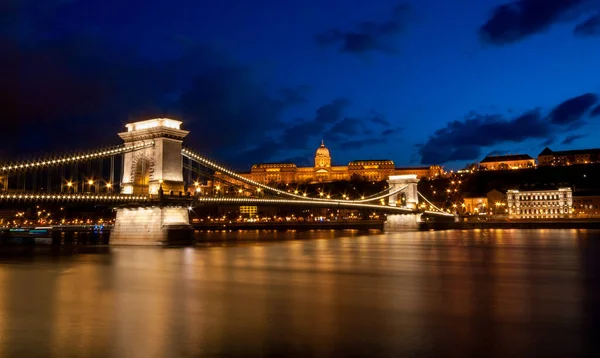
(507, 187, 573, 219)
(235, 141, 442, 184)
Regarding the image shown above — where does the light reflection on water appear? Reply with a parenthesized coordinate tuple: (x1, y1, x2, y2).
(0, 229, 599, 357)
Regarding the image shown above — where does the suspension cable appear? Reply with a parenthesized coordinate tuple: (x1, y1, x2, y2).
(182, 147, 408, 203)
(417, 192, 446, 213)
(1, 141, 155, 174)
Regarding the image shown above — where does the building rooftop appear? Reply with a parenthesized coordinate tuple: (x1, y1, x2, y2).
(480, 154, 534, 163)
(252, 163, 297, 168)
(394, 166, 431, 170)
(538, 147, 600, 156)
(348, 160, 394, 165)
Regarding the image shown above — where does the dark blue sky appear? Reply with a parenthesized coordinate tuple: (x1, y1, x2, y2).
(2, 0, 600, 169)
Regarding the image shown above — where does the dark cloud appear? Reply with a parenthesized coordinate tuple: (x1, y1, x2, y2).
(561, 134, 587, 144)
(0, 2, 330, 167)
(237, 99, 351, 165)
(370, 113, 391, 126)
(177, 64, 301, 162)
(279, 99, 350, 150)
(338, 138, 382, 150)
(574, 13, 600, 35)
(382, 129, 396, 136)
(542, 137, 556, 146)
(279, 85, 311, 105)
(313, 4, 410, 54)
(419, 92, 599, 164)
(479, 0, 588, 45)
(419, 110, 553, 164)
(591, 104, 600, 117)
(329, 117, 366, 136)
(238, 100, 396, 166)
(548, 93, 598, 124)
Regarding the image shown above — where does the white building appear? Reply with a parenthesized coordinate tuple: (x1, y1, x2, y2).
(507, 187, 573, 219)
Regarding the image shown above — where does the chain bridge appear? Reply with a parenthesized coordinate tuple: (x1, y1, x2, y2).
(0, 118, 453, 244)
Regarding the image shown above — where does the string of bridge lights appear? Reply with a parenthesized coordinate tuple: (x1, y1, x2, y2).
(417, 192, 447, 213)
(193, 196, 417, 212)
(182, 147, 409, 204)
(0, 142, 155, 173)
(0, 193, 149, 202)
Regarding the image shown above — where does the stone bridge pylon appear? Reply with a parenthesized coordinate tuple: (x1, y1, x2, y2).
(385, 174, 422, 230)
(111, 118, 192, 245)
(119, 118, 189, 195)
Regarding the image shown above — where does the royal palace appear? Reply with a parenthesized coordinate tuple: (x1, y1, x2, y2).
(230, 141, 442, 185)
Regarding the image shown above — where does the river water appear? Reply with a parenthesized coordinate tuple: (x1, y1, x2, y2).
(1, 229, 599, 357)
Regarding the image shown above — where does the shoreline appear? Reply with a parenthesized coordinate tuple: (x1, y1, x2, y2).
(420, 219, 600, 230)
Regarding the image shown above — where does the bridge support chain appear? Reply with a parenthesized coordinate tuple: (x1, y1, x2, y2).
(110, 204, 194, 246)
(383, 213, 422, 231)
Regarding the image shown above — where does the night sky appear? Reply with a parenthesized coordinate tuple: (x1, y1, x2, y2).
(2, 0, 600, 170)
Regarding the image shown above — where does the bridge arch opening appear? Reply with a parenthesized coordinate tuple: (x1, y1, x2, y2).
(133, 158, 152, 195)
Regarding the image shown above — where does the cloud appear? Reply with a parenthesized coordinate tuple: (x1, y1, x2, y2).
(479, 0, 590, 45)
(0, 2, 327, 167)
(279, 99, 350, 150)
(238, 99, 396, 166)
(591, 104, 600, 117)
(382, 129, 396, 136)
(338, 138, 382, 150)
(370, 113, 391, 126)
(561, 134, 587, 144)
(279, 85, 311, 105)
(548, 93, 598, 124)
(542, 137, 556, 146)
(329, 117, 367, 137)
(574, 12, 600, 35)
(313, 4, 410, 54)
(419, 110, 552, 164)
(177, 64, 302, 161)
(419, 92, 599, 164)
(237, 99, 352, 164)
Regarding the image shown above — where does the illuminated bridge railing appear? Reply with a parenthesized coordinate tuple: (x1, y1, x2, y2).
(0, 193, 150, 203)
(182, 147, 409, 203)
(193, 197, 418, 213)
(0, 141, 155, 174)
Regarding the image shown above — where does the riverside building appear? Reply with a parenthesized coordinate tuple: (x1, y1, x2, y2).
(507, 187, 573, 219)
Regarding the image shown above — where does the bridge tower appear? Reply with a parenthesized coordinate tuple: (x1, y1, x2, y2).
(111, 118, 192, 245)
(385, 174, 421, 230)
(119, 118, 189, 195)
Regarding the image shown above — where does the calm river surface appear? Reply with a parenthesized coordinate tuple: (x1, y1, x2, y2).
(1, 229, 600, 357)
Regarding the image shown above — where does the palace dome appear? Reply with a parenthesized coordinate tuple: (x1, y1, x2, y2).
(315, 140, 330, 157)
